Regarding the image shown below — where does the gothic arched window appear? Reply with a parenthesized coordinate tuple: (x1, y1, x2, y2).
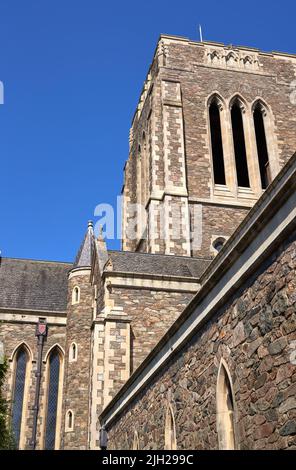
(209, 99, 226, 185)
(11, 346, 29, 448)
(69, 342, 77, 362)
(216, 361, 236, 450)
(65, 410, 74, 432)
(164, 403, 177, 450)
(44, 349, 62, 449)
(231, 100, 250, 188)
(72, 286, 80, 305)
(253, 102, 270, 189)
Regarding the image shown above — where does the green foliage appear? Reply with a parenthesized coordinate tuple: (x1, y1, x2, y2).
(0, 358, 15, 449)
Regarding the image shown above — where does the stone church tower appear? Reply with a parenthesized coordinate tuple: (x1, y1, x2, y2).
(1, 34, 296, 450)
(121, 36, 295, 258)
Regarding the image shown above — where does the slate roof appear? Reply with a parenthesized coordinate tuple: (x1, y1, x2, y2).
(106, 251, 212, 278)
(0, 258, 71, 312)
(73, 221, 94, 268)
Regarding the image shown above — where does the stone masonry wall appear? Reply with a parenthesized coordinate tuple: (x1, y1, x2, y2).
(89, 282, 194, 449)
(108, 286, 194, 373)
(106, 233, 296, 450)
(61, 271, 93, 450)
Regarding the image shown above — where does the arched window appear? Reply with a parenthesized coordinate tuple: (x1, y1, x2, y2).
(132, 430, 140, 450)
(11, 346, 29, 448)
(231, 100, 250, 188)
(164, 403, 177, 450)
(65, 410, 74, 432)
(72, 286, 80, 305)
(253, 102, 270, 189)
(216, 361, 236, 450)
(69, 342, 77, 362)
(209, 99, 226, 185)
(44, 348, 62, 449)
(212, 236, 226, 253)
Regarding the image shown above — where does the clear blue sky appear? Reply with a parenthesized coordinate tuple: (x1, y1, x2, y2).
(0, 0, 295, 262)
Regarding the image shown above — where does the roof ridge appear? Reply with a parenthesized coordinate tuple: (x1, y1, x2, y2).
(108, 250, 212, 261)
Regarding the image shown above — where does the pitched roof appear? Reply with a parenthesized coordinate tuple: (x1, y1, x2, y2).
(73, 221, 94, 268)
(0, 258, 71, 312)
(106, 251, 212, 278)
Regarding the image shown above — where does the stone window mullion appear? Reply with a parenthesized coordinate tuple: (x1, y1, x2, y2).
(242, 105, 262, 195)
(221, 106, 238, 195)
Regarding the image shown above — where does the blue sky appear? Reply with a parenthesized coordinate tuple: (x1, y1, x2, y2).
(0, 0, 295, 262)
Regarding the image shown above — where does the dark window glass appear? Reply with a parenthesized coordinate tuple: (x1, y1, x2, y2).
(231, 102, 250, 187)
(12, 348, 28, 447)
(213, 237, 226, 252)
(254, 106, 270, 189)
(72, 344, 76, 360)
(68, 411, 73, 429)
(45, 351, 60, 450)
(209, 102, 226, 185)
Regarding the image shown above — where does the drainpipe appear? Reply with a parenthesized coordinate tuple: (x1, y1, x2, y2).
(30, 318, 47, 450)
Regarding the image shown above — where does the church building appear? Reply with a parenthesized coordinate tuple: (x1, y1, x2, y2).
(1, 34, 296, 450)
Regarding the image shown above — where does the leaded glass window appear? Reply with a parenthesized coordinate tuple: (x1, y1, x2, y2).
(44, 350, 60, 449)
(12, 348, 28, 448)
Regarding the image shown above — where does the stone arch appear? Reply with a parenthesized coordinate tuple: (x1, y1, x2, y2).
(243, 55, 253, 68)
(207, 92, 225, 111)
(9, 341, 33, 362)
(43, 343, 65, 364)
(226, 51, 239, 67)
(229, 94, 248, 113)
(216, 359, 237, 450)
(69, 342, 78, 362)
(251, 97, 270, 117)
(164, 402, 177, 450)
(72, 285, 80, 305)
(132, 430, 140, 450)
(65, 409, 74, 432)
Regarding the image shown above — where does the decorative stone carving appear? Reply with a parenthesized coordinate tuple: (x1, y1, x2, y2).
(157, 40, 168, 66)
(206, 47, 260, 71)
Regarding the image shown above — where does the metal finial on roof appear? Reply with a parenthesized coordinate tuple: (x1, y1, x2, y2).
(88, 220, 93, 228)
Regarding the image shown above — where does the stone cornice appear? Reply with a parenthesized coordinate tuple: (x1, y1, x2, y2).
(102, 271, 201, 293)
(0, 309, 67, 326)
(0, 306, 67, 316)
(158, 34, 296, 59)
